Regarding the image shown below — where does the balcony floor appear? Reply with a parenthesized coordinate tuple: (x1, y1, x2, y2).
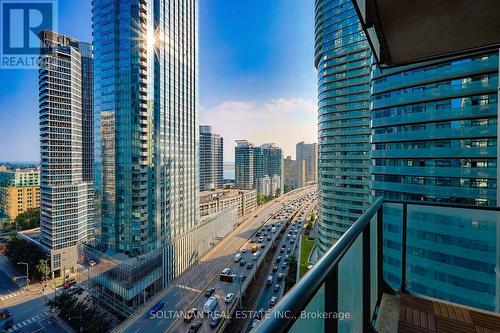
(377, 294, 500, 333)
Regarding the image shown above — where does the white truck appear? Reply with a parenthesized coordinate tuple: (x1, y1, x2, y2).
(234, 253, 242, 262)
(203, 296, 218, 314)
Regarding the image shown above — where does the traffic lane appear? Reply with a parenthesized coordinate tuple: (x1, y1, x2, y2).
(0, 268, 19, 294)
(122, 189, 315, 332)
(178, 220, 288, 332)
(253, 210, 307, 313)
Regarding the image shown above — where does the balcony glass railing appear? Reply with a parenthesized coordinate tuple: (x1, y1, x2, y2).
(254, 198, 500, 333)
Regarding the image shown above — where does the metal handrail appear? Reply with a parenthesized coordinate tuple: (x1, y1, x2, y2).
(253, 197, 384, 332)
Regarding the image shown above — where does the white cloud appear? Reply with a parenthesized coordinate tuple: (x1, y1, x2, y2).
(200, 98, 317, 161)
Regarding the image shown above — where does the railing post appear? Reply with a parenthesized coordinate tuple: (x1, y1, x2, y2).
(377, 204, 384, 301)
(401, 203, 408, 293)
(325, 267, 338, 333)
(363, 225, 371, 332)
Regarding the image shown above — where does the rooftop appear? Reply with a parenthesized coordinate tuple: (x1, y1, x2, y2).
(200, 188, 253, 204)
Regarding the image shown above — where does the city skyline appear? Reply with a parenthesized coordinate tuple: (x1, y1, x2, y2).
(0, 0, 317, 163)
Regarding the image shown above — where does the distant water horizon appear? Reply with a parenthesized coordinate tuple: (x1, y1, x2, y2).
(224, 162, 235, 180)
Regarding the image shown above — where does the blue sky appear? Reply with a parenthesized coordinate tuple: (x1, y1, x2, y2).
(0, 0, 317, 162)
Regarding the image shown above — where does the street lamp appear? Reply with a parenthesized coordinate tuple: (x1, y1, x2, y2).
(17, 262, 28, 289)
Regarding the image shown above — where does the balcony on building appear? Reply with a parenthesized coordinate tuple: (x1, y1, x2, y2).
(253, 198, 500, 332)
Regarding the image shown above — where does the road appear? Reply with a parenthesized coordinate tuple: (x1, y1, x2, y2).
(245, 197, 316, 332)
(117, 186, 317, 333)
(169, 192, 317, 333)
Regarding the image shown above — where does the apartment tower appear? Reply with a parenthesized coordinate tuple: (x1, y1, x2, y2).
(38, 30, 94, 276)
(314, 0, 372, 253)
(199, 125, 223, 191)
(93, 0, 199, 259)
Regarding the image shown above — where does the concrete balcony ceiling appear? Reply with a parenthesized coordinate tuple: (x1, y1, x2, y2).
(353, 0, 500, 67)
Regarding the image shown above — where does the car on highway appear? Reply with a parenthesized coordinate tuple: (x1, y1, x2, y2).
(266, 236, 271, 241)
(239, 274, 247, 282)
(276, 256, 281, 262)
(285, 255, 289, 261)
(269, 296, 277, 307)
(183, 308, 199, 323)
(291, 239, 295, 244)
(209, 313, 222, 328)
(189, 320, 202, 332)
(221, 268, 231, 275)
(234, 253, 242, 262)
(274, 284, 280, 292)
(239, 260, 247, 267)
(272, 265, 278, 273)
(203, 296, 219, 314)
(279, 247, 284, 253)
(277, 273, 284, 281)
(266, 275, 273, 286)
(242, 248, 248, 253)
(282, 262, 287, 269)
(149, 300, 166, 315)
(251, 319, 260, 329)
(247, 263, 254, 269)
(287, 248, 291, 253)
(89, 260, 97, 267)
(224, 293, 234, 303)
(63, 278, 77, 289)
(205, 287, 216, 297)
(253, 251, 261, 259)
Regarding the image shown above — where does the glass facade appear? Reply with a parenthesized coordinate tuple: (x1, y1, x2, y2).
(371, 51, 500, 313)
(371, 52, 499, 206)
(199, 125, 223, 191)
(315, 0, 372, 253)
(93, 0, 199, 257)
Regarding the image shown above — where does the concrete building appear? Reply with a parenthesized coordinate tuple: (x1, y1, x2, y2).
(199, 125, 223, 191)
(38, 30, 94, 277)
(235, 140, 255, 190)
(0, 168, 41, 221)
(199, 188, 256, 219)
(314, 0, 372, 254)
(296, 141, 318, 184)
(283, 156, 305, 193)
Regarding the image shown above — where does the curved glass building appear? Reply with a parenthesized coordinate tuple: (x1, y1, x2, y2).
(314, 0, 372, 253)
(371, 52, 499, 206)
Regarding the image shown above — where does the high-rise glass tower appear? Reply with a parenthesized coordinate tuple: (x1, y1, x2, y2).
(371, 52, 499, 310)
(39, 30, 94, 277)
(93, 0, 199, 256)
(199, 125, 223, 191)
(314, 0, 372, 253)
(235, 140, 255, 190)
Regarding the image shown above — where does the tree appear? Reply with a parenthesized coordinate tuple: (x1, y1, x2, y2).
(14, 208, 40, 231)
(47, 293, 112, 333)
(275, 188, 281, 198)
(4, 236, 49, 281)
(257, 194, 265, 205)
(284, 255, 298, 292)
(36, 259, 50, 282)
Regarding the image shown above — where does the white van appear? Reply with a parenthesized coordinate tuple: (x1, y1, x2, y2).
(234, 253, 242, 262)
(203, 296, 218, 314)
(253, 251, 261, 260)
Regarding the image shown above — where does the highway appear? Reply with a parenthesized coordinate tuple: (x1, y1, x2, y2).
(168, 191, 317, 333)
(245, 198, 317, 331)
(116, 185, 316, 333)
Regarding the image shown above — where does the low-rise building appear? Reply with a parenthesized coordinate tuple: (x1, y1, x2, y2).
(0, 167, 41, 221)
(200, 188, 257, 219)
